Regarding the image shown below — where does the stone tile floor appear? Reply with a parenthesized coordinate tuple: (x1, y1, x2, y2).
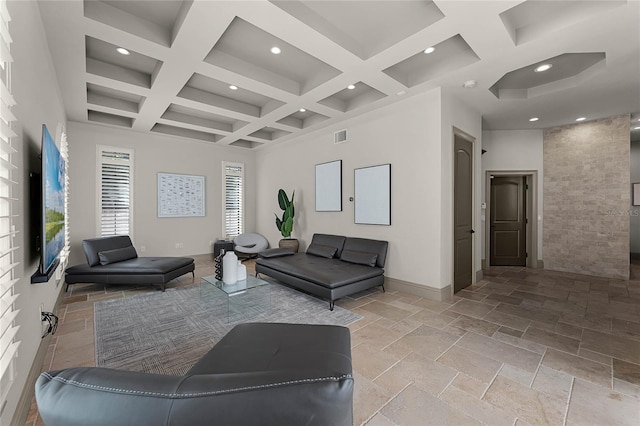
(26, 257, 640, 425)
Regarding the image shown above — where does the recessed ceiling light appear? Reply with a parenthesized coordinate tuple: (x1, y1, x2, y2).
(299, 108, 306, 112)
(462, 80, 477, 89)
(270, 46, 281, 55)
(396, 90, 406, 96)
(529, 117, 539, 122)
(347, 84, 356, 90)
(576, 117, 586, 122)
(534, 63, 552, 72)
(229, 85, 238, 90)
(424, 46, 435, 54)
(116, 47, 130, 55)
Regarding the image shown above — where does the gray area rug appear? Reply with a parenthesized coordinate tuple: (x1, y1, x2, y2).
(94, 281, 362, 375)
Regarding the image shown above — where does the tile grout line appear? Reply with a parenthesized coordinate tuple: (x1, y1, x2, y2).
(529, 347, 548, 388)
(361, 382, 413, 426)
(436, 372, 460, 399)
(562, 377, 575, 426)
(479, 362, 503, 401)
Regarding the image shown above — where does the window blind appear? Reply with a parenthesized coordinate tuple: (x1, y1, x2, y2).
(98, 147, 133, 237)
(223, 162, 243, 239)
(0, 0, 20, 407)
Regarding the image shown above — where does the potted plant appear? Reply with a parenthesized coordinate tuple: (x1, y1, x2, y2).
(275, 188, 299, 252)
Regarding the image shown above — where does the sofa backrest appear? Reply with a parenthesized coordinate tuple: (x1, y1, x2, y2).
(343, 237, 388, 268)
(310, 234, 347, 257)
(83, 235, 134, 266)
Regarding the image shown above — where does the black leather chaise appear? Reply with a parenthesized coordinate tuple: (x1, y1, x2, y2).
(35, 323, 354, 426)
(256, 233, 388, 310)
(65, 235, 195, 291)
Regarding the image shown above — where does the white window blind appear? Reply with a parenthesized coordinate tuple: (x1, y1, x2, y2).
(223, 162, 244, 239)
(98, 146, 133, 237)
(0, 0, 20, 407)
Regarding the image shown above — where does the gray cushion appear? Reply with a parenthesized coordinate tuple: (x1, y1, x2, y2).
(83, 236, 134, 266)
(343, 237, 388, 268)
(339, 249, 378, 267)
(98, 246, 138, 265)
(259, 248, 295, 258)
(310, 234, 346, 257)
(306, 243, 337, 259)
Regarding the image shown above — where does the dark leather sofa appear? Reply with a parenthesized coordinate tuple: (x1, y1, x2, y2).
(65, 235, 195, 292)
(35, 322, 354, 426)
(256, 233, 388, 310)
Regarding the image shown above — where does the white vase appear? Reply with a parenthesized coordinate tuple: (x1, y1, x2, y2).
(237, 260, 247, 281)
(222, 251, 238, 285)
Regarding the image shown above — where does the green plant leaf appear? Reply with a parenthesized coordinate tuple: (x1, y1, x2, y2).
(284, 204, 294, 221)
(277, 189, 289, 211)
(282, 217, 293, 238)
(275, 214, 282, 231)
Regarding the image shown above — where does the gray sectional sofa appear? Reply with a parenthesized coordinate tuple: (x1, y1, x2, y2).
(65, 235, 195, 291)
(256, 233, 388, 310)
(35, 323, 354, 426)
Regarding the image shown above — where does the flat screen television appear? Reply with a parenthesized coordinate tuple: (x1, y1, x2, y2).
(39, 124, 65, 276)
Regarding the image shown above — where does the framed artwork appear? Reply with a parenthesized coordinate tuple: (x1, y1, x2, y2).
(634, 183, 640, 206)
(315, 160, 342, 211)
(354, 163, 391, 225)
(157, 172, 205, 217)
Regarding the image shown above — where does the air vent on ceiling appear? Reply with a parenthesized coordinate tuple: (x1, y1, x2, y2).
(334, 129, 347, 144)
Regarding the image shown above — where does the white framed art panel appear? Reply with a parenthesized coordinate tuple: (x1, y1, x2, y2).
(157, 172, 205, 217)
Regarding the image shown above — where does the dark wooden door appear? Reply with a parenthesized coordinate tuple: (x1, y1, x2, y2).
(454, 135, 473, 292)
(490, 176, 526, 266)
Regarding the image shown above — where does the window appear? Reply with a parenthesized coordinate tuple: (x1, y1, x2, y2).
(0, 0, 20, 406)
(97, 146, 133, 237)
(223, 162, 244, 239)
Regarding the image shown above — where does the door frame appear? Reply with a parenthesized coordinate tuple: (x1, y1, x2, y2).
(484, 170, 539, 269)
(452, 128, 476, 295)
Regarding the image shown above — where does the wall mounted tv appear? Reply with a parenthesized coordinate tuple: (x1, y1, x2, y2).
(31, 124, 65, 283)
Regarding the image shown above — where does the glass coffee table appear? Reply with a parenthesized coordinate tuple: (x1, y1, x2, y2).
(200, 275, 271, 323)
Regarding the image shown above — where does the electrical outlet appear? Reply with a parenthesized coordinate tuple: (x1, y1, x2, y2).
(175, 243, 179, 249)
(140, 245, 146, 252)
(209, 240, 214, 247)
(178, 243, 184, 249)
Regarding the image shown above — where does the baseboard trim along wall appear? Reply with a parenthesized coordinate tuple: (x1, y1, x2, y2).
(384, 277, 451, 301)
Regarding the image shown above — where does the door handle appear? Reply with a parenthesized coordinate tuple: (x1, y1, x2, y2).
(470, 229, 475, 234)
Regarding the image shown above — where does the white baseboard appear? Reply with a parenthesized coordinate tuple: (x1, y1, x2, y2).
(384, 277, 451, 301)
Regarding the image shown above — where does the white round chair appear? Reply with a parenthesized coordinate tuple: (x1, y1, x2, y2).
(233, 233, 269, 259)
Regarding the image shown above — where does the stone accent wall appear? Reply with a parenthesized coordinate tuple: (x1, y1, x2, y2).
(543, 115, 630, 279)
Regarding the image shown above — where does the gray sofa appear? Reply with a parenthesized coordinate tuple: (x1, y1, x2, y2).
(256, 233, 388, 310)
(35, 322, 354, 426)
(65, 235, 195, 292)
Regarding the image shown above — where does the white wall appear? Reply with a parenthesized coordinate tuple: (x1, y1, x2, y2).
(67, 122, 256, 265)
(5, 1, 68, 424)
(481, 129, 544, 261)
(256, 89, 470, 291)
(441, 90, 483, 283)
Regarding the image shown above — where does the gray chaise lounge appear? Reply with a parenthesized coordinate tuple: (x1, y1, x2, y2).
(65, 235, 195, 292)
(256, 233, 388, 310)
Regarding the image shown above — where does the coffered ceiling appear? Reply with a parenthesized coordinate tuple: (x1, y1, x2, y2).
(38, 0, 640, 149)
